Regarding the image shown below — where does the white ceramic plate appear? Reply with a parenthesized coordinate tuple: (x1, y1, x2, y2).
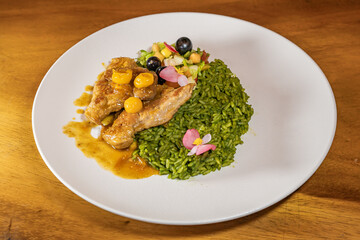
(32, 13, 336, 225)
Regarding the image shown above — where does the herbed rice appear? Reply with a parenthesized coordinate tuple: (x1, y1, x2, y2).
(133, 59, 253, 179)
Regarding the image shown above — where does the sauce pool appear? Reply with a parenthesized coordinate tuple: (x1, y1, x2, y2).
(74, 92, 92, 107)
(63, 121, 158, 179)
(64, 83, 158, 179)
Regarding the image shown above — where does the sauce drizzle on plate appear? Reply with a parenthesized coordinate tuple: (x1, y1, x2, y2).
(63, 121, 158, 179)
(64, 84, 158, 179)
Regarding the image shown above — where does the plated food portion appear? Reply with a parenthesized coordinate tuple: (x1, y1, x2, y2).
(63, 37, 253, 180)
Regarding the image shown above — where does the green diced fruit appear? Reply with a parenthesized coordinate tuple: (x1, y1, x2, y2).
(101, 115, 114, 126)
(183, 51, 191, 58)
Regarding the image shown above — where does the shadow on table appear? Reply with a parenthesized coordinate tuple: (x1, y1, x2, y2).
(77, 195, 288, 238)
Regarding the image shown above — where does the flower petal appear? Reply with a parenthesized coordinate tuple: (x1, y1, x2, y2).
(177, 75, 188, 86)
(182, 129, 200, 149)
(164, 42, 178, 53)
(187, 145, 198, 156)
(202, 134, 211, 144)
(159, 66, 179, 82)
(195, 144, 216, 155)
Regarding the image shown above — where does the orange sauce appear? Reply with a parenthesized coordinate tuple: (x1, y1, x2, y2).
(66, 84, 158, 179)
(85, 85, 94, 92)
(73, 92, 92, 106)
(97, 71, 104, 80)
(63, 121, 158, 179)
(76, 109, 85, 114)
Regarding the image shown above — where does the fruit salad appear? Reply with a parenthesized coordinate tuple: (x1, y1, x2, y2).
(137, 37, 210, 87)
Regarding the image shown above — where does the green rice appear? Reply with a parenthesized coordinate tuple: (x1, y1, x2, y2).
(133, 59, 253, 179)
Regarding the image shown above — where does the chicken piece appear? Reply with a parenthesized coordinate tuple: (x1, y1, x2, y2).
(107, 57, 138, 70)
(85, 57, 158, 124)
(85, 78, 133, 125)
(131, 67, 158, 100)
(85, 57, 137, 124)
(102, 84, 195, 149)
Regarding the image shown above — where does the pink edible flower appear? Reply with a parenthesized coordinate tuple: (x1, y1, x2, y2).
(164, 42, 178, 53)
(182, 129, 216, 156)
(159, 66, 188, 86)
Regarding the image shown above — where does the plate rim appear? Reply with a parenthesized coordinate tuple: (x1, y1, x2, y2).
(32, 12, 337, 225)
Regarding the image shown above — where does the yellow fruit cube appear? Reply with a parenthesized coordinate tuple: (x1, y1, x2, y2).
(154, 51, 165, 62)
(152, 43, 160, 52)
(161, 47, 172, 58)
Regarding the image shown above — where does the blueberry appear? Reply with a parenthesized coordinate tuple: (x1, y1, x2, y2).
(146, 56, 161, 71)
(175, 37, 193, 55)
(156, 66, 167, 85)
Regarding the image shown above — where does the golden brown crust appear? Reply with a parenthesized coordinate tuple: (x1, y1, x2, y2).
(102, 84, 195, 149)
(84, 57, 158, 124)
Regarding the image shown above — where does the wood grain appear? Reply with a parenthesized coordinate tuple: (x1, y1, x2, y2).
(1, 0, 359, 239)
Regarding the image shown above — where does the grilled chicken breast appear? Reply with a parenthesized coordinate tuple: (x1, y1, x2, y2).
(85, 57, 158, 124)
(102, 83, 195, 149)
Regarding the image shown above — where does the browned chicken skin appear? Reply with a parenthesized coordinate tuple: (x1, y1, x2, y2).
(85, 57, 158, 124)
(102, 84, 195, 149)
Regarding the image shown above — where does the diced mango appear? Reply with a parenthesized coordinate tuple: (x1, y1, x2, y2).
(154, 51, 165, 62)
(152, 43, 160, 52)
(161, 47, 172, 58)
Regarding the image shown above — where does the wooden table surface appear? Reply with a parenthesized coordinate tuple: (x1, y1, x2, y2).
(1, 0, 359, 239)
